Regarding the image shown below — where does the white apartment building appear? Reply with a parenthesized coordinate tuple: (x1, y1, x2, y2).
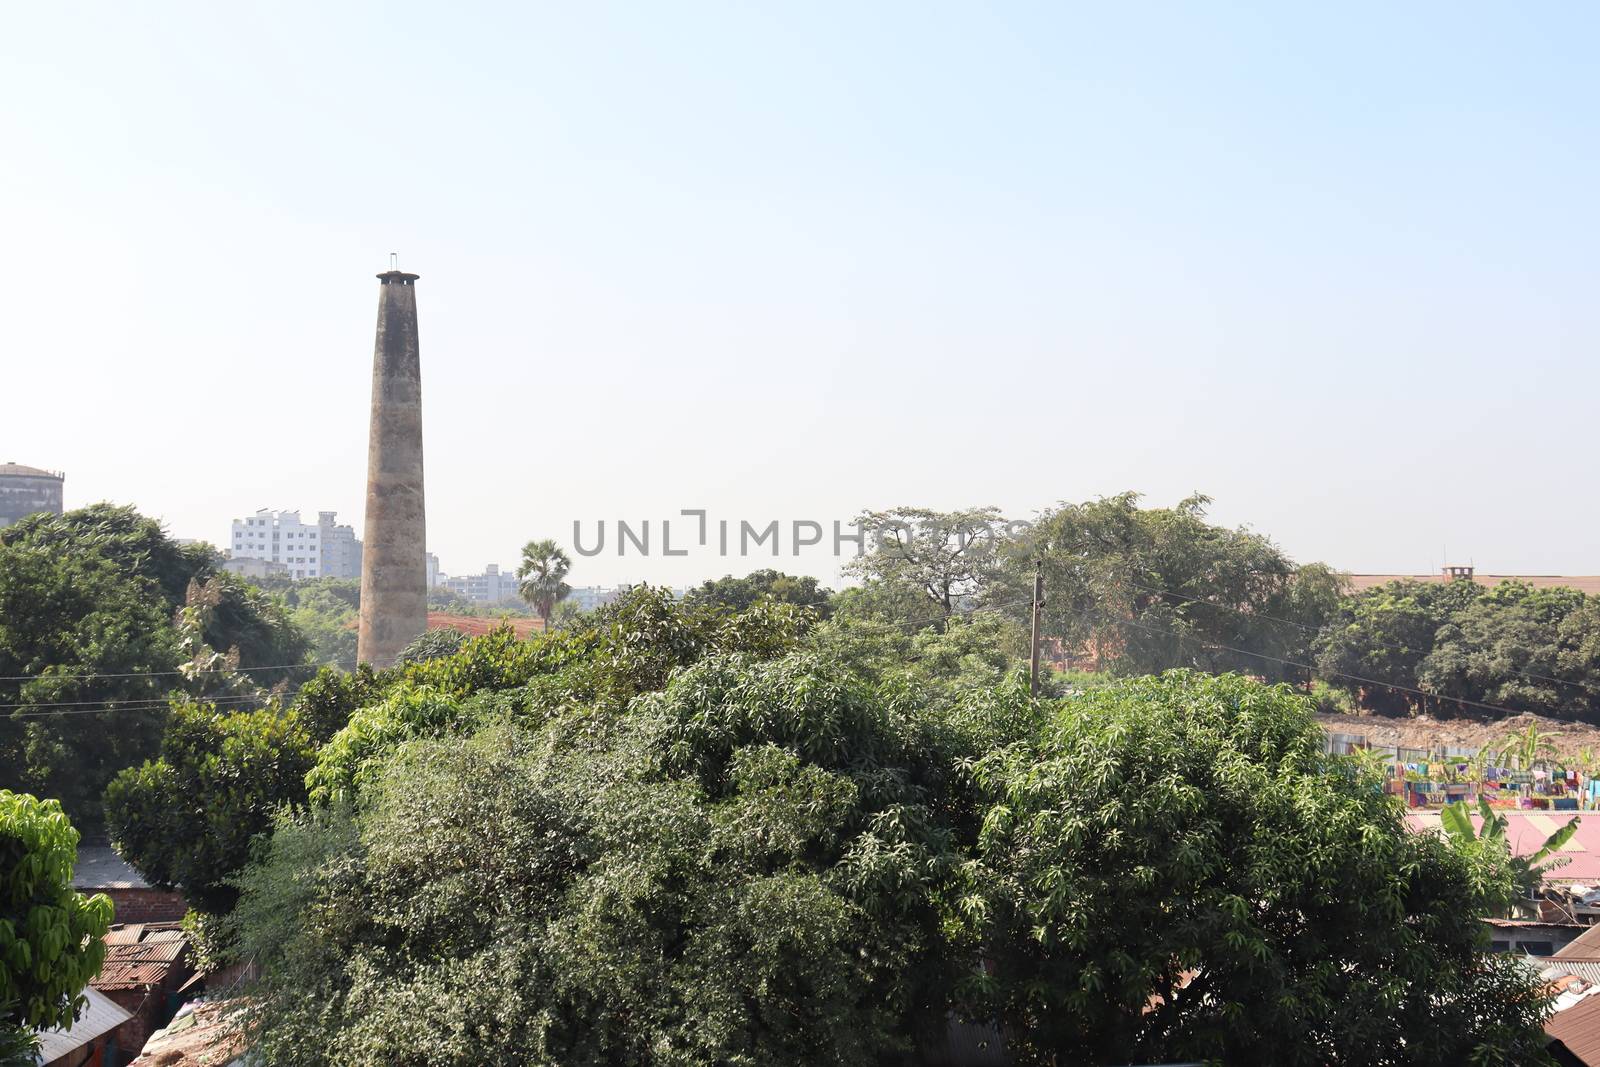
(441, 563, 525, 605)
(229, 509, 363, 581)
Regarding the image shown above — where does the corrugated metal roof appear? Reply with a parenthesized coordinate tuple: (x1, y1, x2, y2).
(94, 923, 189, 991)
(33, 987, 134, 1062)
(1544, 961, 1600, 984)
(1558, 926, 1600, 961)
(1548, 990, 1600, 1062)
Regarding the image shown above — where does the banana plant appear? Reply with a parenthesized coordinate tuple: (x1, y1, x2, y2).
(1441, 795, 1579, 914)
(1499, 724, 1557, 772)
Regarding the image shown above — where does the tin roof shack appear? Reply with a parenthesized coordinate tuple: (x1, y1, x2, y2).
(73, 847, 188, 925)
(33, 987, 135, 1067)
(93, 923, 195, 1054)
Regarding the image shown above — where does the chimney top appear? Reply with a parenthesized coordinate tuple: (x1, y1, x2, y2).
(376, 270, 420, 285)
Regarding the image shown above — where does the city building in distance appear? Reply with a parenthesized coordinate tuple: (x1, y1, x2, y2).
(0, 462, 64, 529)
(440, 563, 525, 606)
(228, 509, 362, 580)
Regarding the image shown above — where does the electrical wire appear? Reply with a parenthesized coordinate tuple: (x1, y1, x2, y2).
(0, 659, 335, 684)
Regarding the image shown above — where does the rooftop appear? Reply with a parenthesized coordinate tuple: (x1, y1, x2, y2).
(0, 461, 62, 479)
(1408, 812, 1600, 883)
(33, 987, 134, 1063)
(73, 846, 152, 890)
(95, 922, 189, 991)
(1548, 988, 1600, 1063)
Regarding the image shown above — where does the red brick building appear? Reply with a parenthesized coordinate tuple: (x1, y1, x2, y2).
(73, 846, 188, 925)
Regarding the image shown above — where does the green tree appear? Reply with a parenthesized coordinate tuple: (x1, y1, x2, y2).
(1419, 582, 1598, 719)
(968, 671, 1552, 1065)
(1315, 576, 1485, 715)
(280, 578, 361, 673)
(685, 569, 833, 617)
(104, 703, 316, 914)
(288, 665, 388, 746)
(0, 506, 311, 827)
(998, 492, 1341, 681)
(0, 792, 114, 1046)
(0, 544, 178, 827)
(516, 539, 572, 629)
(1440, 796, 1578, 913)
(396, 628, 468, 665)
(231, 639, 956, 1065)
(845, 506, 1006, 624)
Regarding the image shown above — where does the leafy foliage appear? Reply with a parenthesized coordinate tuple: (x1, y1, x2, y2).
(213, 597, 1555, 1064)
(967, 671, 1552, 1066)
(998, 492, 1343, 681)
(396, 628, 468, 665)
(1318, 578, 1600, 719)
(0, 505, 310, 827)
(234, 631, 962, 1065)
(1440, 795, 1578, 912)
(845, 506, 1006, 622)
(517, 538, 572, 627)
(279, 578, 361, 673)
(0, 792, 113, 1033)
(105, 704, 316, 914)
(685, 569, 834, 617)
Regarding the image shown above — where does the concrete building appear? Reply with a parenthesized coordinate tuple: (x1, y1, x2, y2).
(442, 563, 525, 605)
(426, 551, 442, 589)
(228, 509, 361, 580)
(358, 268, 429, 667)
(220, 556, 290, 580)
(318, 510, 364, 579)
(0, 461, 64, 528)
(567, 585, 622, 613)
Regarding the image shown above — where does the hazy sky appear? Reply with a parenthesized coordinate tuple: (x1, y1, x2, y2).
(3, 2, 1595, 587)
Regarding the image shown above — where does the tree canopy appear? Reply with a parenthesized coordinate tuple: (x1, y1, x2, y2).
(967, 671, 1549, 1065)
(0, 791, 114, 1044)
(0, 505, 310, 827)
(201, 590, 1550, 1065)
(684, 569, 833, 617)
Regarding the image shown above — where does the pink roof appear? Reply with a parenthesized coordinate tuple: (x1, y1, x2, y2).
(1406, 811, 1600, 883)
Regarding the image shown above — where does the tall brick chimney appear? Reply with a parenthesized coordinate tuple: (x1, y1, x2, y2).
(357, 269, 428, 667)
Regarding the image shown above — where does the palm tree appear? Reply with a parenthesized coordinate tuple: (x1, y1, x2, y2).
(516, 539, 572, 631)
(1441, 796, 1579, 915)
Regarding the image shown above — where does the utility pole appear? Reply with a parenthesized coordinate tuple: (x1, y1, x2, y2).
(1029, 559, 1044, 698)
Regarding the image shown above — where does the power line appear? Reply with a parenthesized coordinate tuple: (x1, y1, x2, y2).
(0, 659, 335, 684)
(3, 694, 271, 720)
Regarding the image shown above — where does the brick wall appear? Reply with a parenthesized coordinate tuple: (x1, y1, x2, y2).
(104, 887, 188, 925)
(103, 988, 161, 1056)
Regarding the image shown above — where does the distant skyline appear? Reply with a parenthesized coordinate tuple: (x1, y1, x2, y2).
(4, 2, 1595, 587)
